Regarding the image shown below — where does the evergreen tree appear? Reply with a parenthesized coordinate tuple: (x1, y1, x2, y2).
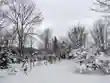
(0, 51, 10, 69)
(53, 36, 58, 54)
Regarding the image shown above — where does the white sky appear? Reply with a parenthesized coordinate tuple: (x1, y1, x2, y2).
(32, 0, 102, 37)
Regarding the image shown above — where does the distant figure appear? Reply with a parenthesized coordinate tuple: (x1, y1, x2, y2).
(24, 65, 28, 75)
(79, 62, 87, 73)
(22, 56, 28, 68)
(79, 60, 83, 65)
(96, 49, 100, 55)
(94, 52, 97, 56)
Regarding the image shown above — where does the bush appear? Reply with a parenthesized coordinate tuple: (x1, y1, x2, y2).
(0, 52, 10, 69)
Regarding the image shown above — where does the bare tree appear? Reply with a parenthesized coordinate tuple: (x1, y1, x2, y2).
(91, 0, 110, 13)
(91, 19, 108, 52)
(91, 0, 110, 51)
(0, 4, 10, 48)
(2, 0, 43, 57)
(68, 24, 87, 49)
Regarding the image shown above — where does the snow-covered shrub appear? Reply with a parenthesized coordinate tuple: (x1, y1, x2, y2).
(75, 55, 110, 75)
(73, 47, 110, 75)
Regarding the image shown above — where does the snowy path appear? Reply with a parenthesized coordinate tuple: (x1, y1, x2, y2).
(0, 60, 110, 83)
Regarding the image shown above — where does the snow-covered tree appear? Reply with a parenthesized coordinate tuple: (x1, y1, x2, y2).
(2, 0, 43, 57)
(91, 19, 108, 52)
(68, 24, 87, 49)
(92, 0, 110, 13)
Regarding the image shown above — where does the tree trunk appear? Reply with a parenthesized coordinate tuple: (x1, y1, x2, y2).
(18, 37, 24, 58)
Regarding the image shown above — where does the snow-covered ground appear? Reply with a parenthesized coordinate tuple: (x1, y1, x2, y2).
(0, 60, 110, 83)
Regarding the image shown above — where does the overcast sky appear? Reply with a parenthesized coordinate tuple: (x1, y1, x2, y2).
(30, 0, 102, 37)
